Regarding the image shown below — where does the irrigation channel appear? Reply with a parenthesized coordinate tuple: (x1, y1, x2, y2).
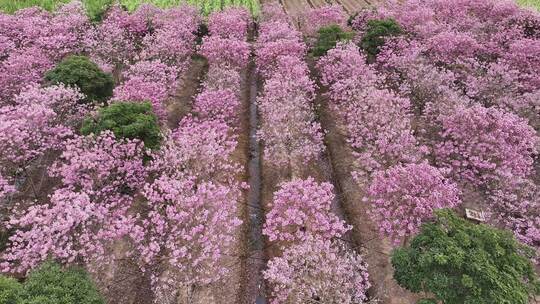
(241, 25, 268, 304)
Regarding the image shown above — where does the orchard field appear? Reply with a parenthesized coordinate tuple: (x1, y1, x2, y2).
(0, 0, 539, 304)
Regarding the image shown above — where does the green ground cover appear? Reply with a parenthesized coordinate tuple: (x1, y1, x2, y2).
(0, 0, 259, 17)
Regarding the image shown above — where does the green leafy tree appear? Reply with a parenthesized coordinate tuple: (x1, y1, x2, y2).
(391, 209, 540, 304)
(81, 101, 162, 150)
(359, 18, 403, 59)
(45, 55, 114, 103)
(311, 25, 354, 57)
(0, 275, 22, 304)
(20, 262, 104, 304)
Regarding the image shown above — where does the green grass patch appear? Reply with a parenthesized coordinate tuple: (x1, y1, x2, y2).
(0, 0, 114, 20)
(0, 0, 260, 16)
(517, 0, 540, 11)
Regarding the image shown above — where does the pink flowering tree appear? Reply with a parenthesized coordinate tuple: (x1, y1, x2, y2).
(140, 7, 198, 66)
(122, 59, 181, 90)
(317, 42, 377, 103)
(112, 79, 168, 121)
(0, 84, 85, 211)
(1, 132, 147, 274)
(203, 65, 242, 92)
(367, 162, 461, 245)
(258, 56, 324, 173)
(435, 105, 538, 190)
(502, 38, 540, 92)
(132, 175, 242, 301)
(255, 21, 306, 77)
(208, 7, 250, 40)
(302, 5, 348, 35)
(0, 48, 53, 104)
(148, 117, 239, 184)
(264, 236, 370, 304)
(488, 179, 539, 252)
(38, 1, 91, 61)
(193, 89, 240, 126)
(263, 177, 350, 243)
(199, 36, 250, 68)
(344, 87, 423, 173)
(260, 2, 289, 23)
(87, 6, 138, 70)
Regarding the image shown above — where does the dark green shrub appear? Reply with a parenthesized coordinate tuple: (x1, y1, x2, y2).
(0, 275, 22, 304)
(20, 262, 104, 304)
(311, 25, 354, 57)
(45, 55, 114, 103)
(81, 101, 162, 150)
(359, 18, 403, 59)
(195, 23, 209, 45)
(392, 209, 540, 304)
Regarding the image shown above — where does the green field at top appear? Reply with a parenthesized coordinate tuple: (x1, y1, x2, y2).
(517, 0, 540, 10)
(0, 0, 260, 17)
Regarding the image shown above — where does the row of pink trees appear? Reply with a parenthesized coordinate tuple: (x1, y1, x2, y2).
(316, 42, 461, 245)
(257, 4, 371, 303)
(255, 5, 323, 175)
(131, 7, 251, 301)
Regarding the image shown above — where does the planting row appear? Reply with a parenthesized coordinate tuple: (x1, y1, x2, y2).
(256, 3, 370, 303)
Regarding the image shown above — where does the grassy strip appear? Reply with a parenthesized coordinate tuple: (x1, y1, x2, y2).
(0, 0, 113, 20)
(516, 0, 540, 10)
(0, 0, 259, 16)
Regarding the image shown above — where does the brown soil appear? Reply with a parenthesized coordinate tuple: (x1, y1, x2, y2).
(167, 57, 209, 129)
(280, 0, 373, 17)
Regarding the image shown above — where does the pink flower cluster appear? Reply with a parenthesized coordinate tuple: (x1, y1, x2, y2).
(255, 21, 306, 77)
(2, 132, 147, 273)
(208, 7, 250, 40)
(0, 84, 85, 197)
(317, 42, 423, 173)
(199, 36, 250, 68)
(301, 5, 348, 35)
(0, 48, 53, 105)
(367, 162, 461, 244)
(259, 2, 289, 23)
(488, 179, 539, 251)
(256, 16, 324, 172)
(435, 105, 538, 189)
(263, 177, 350, 243)
(263, 235, 370, 304)
(89, 4, 198, 71)
(140, 6, 199, 65)
(134, 177, 241, 287)
(110, 5, 198, 122)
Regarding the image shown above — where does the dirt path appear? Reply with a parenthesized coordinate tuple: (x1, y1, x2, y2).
(238, 54, 268, 304)
(167, 57, 208, 129)
(280, 0, 372, 16)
